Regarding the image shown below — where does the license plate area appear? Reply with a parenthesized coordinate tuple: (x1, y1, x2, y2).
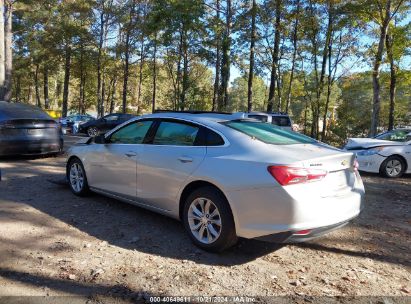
(27, 129, 40, 135)
(321, 170, 352, 197)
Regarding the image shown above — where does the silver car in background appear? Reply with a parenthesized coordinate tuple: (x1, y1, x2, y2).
(66, 112, 364, 252)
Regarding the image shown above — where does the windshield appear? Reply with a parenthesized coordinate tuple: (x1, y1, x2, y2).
(223, 120, 316, 145)
(375, 129, 411, 142)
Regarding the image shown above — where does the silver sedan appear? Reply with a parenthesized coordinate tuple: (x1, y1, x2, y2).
(66, 112, 365, 252)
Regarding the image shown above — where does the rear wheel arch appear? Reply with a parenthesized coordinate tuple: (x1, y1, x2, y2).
(178, 180, 234, 223)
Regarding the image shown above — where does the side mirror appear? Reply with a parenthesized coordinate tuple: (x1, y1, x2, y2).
(94, 134, 107, 144)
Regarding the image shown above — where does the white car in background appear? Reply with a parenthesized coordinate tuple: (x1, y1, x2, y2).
(234, 112, 294, 131)
(345, 128, 411, 178)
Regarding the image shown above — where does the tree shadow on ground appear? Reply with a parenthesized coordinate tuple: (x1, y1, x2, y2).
(0, 267, 147, 303)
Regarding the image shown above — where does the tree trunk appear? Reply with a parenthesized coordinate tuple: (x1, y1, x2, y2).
(321, 40, 333, 141)
(247, 0, 257, 113)
(386, 29, 396, 131)
(176, 29, 183, 110)
(0, 0, 5, 99)
(34, 64, 41, 107)
(152, 35, 157, 113)
(218, 0, 232, 111)
(136, 37, 145, 114)
(212, 0, 220, 111)
(15, 74, 21, 102)
(43, 68, 49, 109)
(96, 10, 105, 117)
(180, 32, 189, 111)
(267, 0, 281, 113)
(276, 63, 282, 111)
(370, 0, 391, 137)
(314, 0, 333, 139)
(122, 30, 130, 114)
(110, 76, 117, 114)
(285, 0, 300, 114)
(4, 0, 12, 102)
(62, 45, 71, 118)
(79, 44, 85, 114)
(122, 1, 136, 114)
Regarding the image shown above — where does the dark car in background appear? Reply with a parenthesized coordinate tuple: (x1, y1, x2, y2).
(78, 113, 136, 137)
(60, 114, 95, 134)
(0, 101, 63, 156)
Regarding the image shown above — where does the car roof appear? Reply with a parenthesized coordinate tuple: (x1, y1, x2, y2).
(138, 112, 236, 124)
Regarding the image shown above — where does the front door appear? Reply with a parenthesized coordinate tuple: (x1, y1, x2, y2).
(88, 119, 154, 198)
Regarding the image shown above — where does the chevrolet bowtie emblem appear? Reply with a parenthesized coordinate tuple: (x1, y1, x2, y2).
(341, 160, 347, 166)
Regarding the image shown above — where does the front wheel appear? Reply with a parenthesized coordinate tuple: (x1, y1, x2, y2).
(87, 126, 99, 137)
(380, 155, 406, 178)
(67, 158, 90, 196)
(183, 186, 237, 252)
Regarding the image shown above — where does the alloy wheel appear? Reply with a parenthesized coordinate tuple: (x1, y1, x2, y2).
(385, 159, 402, 177)
(87, 127, 98, 137)
(188, 198, 222, 244)
(69, 163, 85, 192)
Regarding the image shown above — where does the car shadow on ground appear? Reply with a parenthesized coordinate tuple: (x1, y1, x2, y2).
(0, 172, 284, 267)
(1, 160, 410, 268)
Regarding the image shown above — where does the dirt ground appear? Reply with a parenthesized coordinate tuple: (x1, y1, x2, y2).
(0, 136, 410, 303)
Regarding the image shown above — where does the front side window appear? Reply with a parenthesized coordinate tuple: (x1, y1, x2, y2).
(153, 121, 199, 146)
(109, 120, 153, 144)
(223, 120, 315, 145)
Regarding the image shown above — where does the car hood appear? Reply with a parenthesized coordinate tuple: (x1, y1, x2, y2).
(344, 138, 404, 150)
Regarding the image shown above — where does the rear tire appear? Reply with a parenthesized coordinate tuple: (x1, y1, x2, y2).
(67, 158, 90, 196)
(183, 186, 237, 252)
(380, 155, 406, 178)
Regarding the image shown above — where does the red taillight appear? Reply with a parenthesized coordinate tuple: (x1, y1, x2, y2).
(293, 229, 312, 236)
(267, 166, 327, 186)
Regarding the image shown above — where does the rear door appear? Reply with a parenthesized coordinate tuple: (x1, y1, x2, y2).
(137, 119, 206, 212)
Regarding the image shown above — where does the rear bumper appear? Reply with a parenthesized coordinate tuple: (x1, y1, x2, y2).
(226, 173, 365, 240)
(0, 137, 63, 156)
(254, 218, 352, 243)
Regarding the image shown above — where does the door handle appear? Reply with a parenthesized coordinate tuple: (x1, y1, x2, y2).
(178, 156, 193, 163)
(125, 152, 137, 158)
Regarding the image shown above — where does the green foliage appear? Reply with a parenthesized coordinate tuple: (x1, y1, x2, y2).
(10, 0, 411, 145)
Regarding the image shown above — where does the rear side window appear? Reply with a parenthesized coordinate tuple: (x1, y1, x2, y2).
(153, 121, 199, 146)
(205, 129, 225, 146)
(223, 120, 315, 145)
(271, 116, 291, 127)
(109, 120, 153, 144)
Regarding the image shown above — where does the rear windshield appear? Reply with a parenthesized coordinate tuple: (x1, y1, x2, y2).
(223, 120, 315, 145)
(0, 102, 52, 120)
(271, 116, 291, 127)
